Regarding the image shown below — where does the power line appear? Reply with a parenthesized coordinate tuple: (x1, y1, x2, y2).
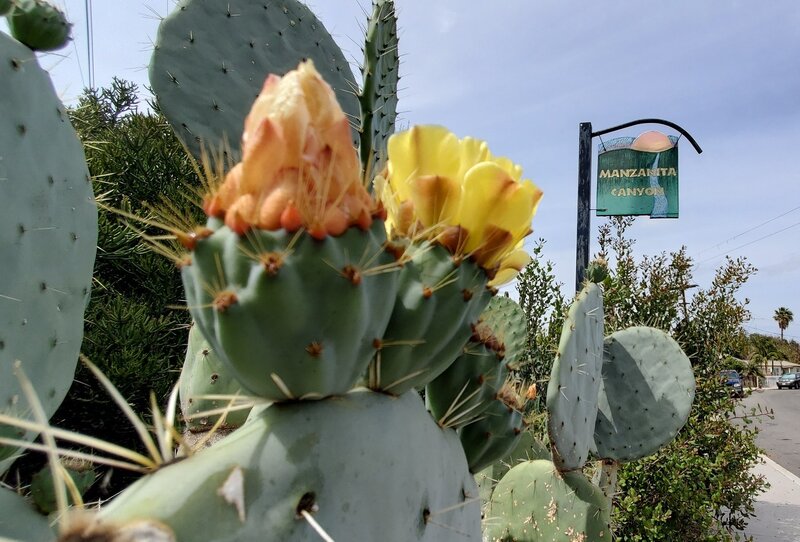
(695, 204, 800, 257)
(85, 0, 95, 89)
(695, 219, 800, 266)
(743, 324, 800, 341)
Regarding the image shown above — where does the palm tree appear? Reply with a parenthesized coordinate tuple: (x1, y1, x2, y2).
(774, 307, 794, 340)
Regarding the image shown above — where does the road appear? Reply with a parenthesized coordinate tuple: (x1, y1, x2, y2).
(740, 388, 800, 477)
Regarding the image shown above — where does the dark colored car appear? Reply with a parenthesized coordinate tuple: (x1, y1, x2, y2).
(721, 370, 744, 397)
(777, 372, 800, 389)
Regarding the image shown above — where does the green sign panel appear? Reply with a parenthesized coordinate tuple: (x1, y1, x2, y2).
(596, 136, 679, 218)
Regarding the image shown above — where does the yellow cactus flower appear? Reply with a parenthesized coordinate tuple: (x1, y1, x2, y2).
(378, 125, 542, 283)
(204, 60, 378, 238)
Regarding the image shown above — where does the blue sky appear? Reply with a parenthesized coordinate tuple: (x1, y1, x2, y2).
(21, 1, 800, 340)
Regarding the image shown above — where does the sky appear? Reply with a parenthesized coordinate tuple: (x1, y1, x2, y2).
(15, 1, 800, 340)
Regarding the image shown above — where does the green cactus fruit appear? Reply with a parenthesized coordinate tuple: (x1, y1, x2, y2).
(477, 295, 528, 369)
(0, 0, 13, 16)
(182, 221, 398, 401)
(475, 429, 550, 504)
(7, 0, 72, 52)
(0, 32, 97, 474)
(593, 326, 695, 462)
(584, 257, 609, 284)
(359, 0, 399, 179)
(149, 0, 361, 160)
(0, 487, 55, 541)
(458, 393, 526, 474)
(426, 323, 507, 429)
(546, 282, 603, 471)
(484, 460, 611, 542)
(179, 323, 250, 434)
(29, 459, 95, 514)
(367, 242, 492, 395)
(93, 391, 480, 541)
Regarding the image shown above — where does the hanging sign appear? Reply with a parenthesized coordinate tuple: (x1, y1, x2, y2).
(596, 131, 679, 218)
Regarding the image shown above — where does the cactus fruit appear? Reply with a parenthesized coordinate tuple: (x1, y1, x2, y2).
(593, 326, 696, 462)
(358, 0, 399, 179)
(89, 391, 481, 541)
(367, 242, 491, 394)
(426, 321, 507, 428)
(0, 31, 97, 473)
(0, 487, 55, 541)
(458, 384, 527, 474)
(149, 0, 360, 160)
(484, 460, 611, 542)
(179, 323, 250, 434)
(546, 282, 604, 471)
(7, 0, 72, 51)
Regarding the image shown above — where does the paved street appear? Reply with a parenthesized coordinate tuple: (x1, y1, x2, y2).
(740, 388, 800, 477)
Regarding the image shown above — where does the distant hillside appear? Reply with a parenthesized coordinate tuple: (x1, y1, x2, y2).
(747, 333, 800, 363)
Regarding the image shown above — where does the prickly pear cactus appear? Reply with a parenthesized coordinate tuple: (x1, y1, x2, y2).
(179, 323, 250, 434)
(546, 282, 603, 471)
(30, 460, 95, 514)
(477, 295, 528, 369)
(484, 460, 611, 542)
(359, 0, 399, 178)
(0, 31, 97, 473)
(90, 391, 481, 541)
(593, 326, 695, 462)
(149, 0, 360, 159)
(6, 0, 72, 52)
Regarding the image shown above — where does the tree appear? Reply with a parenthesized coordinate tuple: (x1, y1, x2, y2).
(774, 307, 794, 340)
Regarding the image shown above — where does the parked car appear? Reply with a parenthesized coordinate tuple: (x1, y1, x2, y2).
(720, 370, 744, 397)
(777, 372, 800, 389)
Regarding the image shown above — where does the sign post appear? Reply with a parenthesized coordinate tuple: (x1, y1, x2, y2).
(574, 119, 702, 292)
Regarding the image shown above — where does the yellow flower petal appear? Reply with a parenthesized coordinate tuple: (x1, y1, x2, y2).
(409, 174, 461, 229)
(457, 162, 518, 254)
(387, 126, 461, 200)
(488, 249, 530, 286)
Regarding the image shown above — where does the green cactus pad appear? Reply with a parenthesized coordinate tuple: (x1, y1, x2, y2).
(0, 487, 54, 541)
(7, 0, 72, 52)
(478, 296, 528, 369)
(475, 429, 550, 504)
(99, 391, 481, 541)
(149, 0, 361, 160)
(593, 326, 695, 462)
(359, 0, 399, 178)
(180, 323, 250, 433)
(182, 221, 398, 401)
(0, 0, 13, 16)
(30, 461, 95, 514)
(0, 32, 97, 473)
(458, 398, 525, 474)
(367, 242, 491, 395)
(545, 282, 604, 471)
(426, 331, 507, 429)
(484, 460, 611, 542)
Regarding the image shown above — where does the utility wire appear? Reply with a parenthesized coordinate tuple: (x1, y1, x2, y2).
(85, 0, 95, 89)
(695, 219, 800, 266)
(694, 205, 800, 257)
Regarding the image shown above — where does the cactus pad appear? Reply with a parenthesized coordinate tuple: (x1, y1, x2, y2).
(179, 323, 250, 433)
(484, 460, 611, 542)
(0, 487, 54, 541)
(149, 0, 360, 159)
(545, 282, 603, 471)
(358, 0, 399, 178)
(98, 391, 481, 541)
(593, 326, 695, 462)
(0, 32, 97, 473)
(367, 242, 491, 394)
(182, 221, 398, 401)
